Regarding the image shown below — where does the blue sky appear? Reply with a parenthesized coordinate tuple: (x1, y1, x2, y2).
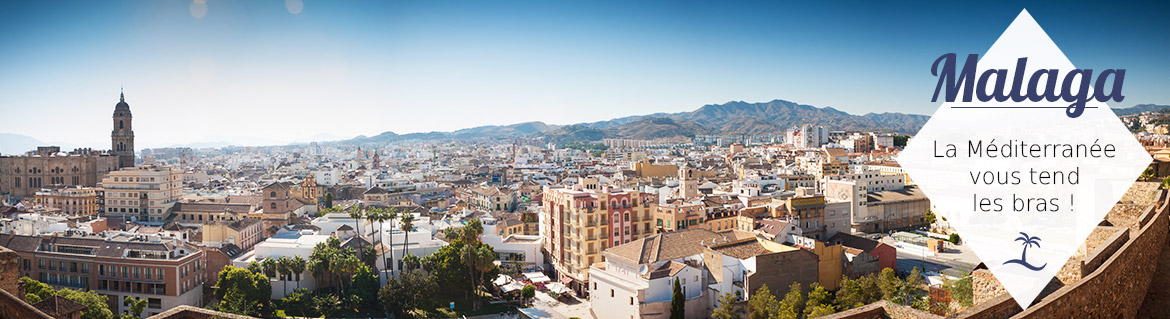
(0, 0, 1167, 149)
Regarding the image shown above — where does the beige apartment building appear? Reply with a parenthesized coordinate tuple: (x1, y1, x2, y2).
(100, 165, 183, 223)
(34, 186, 100, 216)
(542, 177, 657, 296)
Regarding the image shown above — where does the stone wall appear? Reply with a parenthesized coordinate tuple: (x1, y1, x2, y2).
(819, 300, 943, 319)
(950, 293, 1020, 319)
(827, 188, 1168, 319)
(0, 246, 51, 319)
(0, 246, 18, 296)
(1010, 190, 1169, 318)
(970, 270, 1005, 306)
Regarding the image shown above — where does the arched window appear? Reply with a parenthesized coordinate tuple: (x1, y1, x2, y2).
(270, 191, 277, 198)
(119, 120, 124, 129)
(270, 203, 276, 210)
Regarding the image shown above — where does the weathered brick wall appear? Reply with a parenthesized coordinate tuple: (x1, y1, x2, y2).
(818, 301, 897, 319)
(882, 302, 943, 319)
(1009, 190, 1169, 319)
(950, 293, 1020, 319)
(820, 189, 1167, 319)
(0, 246, 51, 319)
(0, 246, 17, 296)
(818, 300, 943, 319)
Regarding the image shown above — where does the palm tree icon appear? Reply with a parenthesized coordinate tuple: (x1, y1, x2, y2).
(1003, 232, 1047, 271)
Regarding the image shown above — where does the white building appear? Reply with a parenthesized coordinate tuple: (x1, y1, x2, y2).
(590, 229, 721, 319)
(232, 232, 330, 299)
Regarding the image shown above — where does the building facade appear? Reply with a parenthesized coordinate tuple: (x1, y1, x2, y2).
(100, 165, 182, 223)
(542, 177, 657, 296)
(0, 233, 204, 318)
(34, 187, 99, 216)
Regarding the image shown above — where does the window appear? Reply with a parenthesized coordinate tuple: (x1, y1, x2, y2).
(610, 289, 614, 297)
(148, 298, 162, 309)
(99, 265, 105, 275)
(630, 297, 634, 305)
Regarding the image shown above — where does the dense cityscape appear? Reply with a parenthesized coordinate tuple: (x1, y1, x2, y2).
(0, 92, 1166, 319)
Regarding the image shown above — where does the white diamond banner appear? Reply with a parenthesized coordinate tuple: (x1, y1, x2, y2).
(897, 9, 1152, 309)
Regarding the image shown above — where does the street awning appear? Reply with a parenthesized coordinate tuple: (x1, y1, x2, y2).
(493, 274, 511, 286)
(546, 282, 569, 295)
(560, 276, 573, 284)
(502, 282, 525, 293)
(524, 271, 551, 283)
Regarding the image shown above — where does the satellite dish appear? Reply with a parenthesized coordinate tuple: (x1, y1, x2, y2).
(639, 265, 649, 275)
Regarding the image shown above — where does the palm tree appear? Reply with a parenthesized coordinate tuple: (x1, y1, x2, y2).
(290, 255, 307, 290)
(1004, 232, 1047, 270)
(277, 256, 292, 296)
(364, 208, 388, 281)
(400, 212, 415, 259)
(261, 257, 277, 279)
(383, 208, 399, 277)
(347, 205, 365, 246)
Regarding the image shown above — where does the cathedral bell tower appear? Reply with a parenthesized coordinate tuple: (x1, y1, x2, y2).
(112, 88, 135, 168)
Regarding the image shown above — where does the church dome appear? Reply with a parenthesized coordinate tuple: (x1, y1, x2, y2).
(114, 90, 131, 114)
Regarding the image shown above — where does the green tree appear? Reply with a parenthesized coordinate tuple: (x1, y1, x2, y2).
(712, 292, 741, 319)
(521, 285, 536, 307)
(401, 254, 422, 271)
(289, 255, 307, 290)
(348, 205, 366, 249)
(213, 266, 273, 317)
(247, 260, 262, 274)
(949, 233, 961, 244)
(323, 192, 334, 208)
(56, 288, 114, 319)
(838, 274, 883, 309)
(804, 283, 835, 318)
(352, 264, 380, 311)
(748, 285, 779, 319)
(400, 212, 416, 258)
(261, 257, 278, 278)
(944, 275, 973, 308)
(379, 269, 439, 318)
(877, 268, 902, 301)
(1162, 176, 1170, 189)
(19, 277, 54, 303)
(314, 294, 341, 319)
(280, 288, 317, 318)
(670, 277, 685, 319)
(276, 256, 292, 296)
(778, 282, 804, 319)
(369, 207, 398, 278)
(120, 296, 147, 319)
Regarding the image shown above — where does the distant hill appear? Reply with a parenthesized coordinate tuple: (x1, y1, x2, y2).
(1113, 104, 1170, 116)
(344, 100, 1169, 145)
(0, 133, 44, 155)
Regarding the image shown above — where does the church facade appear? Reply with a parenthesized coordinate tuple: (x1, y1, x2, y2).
(0, 91, 136, 197)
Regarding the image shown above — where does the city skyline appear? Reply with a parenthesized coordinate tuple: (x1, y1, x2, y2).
(1, 1, 1168, 149)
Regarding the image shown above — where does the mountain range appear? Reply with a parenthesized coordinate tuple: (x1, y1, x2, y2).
(3, 101, 1166, 152)
(346, 100, 1170, 145)
(349, 99, 940, 145)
